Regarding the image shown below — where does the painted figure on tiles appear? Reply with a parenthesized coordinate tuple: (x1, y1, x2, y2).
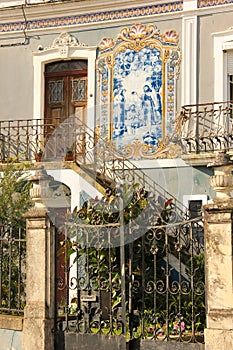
(113, 88, 126, 137)
(141, 84, 157, 127)
(125, 104, 140, 134)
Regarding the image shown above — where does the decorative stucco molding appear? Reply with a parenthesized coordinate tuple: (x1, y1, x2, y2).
(105, 139, 181, 160)
(36, 32, 88, 58)
(51, 32, 86, 48)
(33, 32, 97, 130)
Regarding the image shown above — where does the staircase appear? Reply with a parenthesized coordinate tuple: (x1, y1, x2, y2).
(0, 115, 201, 227)
(44, 115, 194, 226)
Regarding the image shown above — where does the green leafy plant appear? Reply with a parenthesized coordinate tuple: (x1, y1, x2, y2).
(69, 183, 149, 226)
(0, 161, 32, 314)
(66, 148, 73, 155)
(0, 161, 32, 227)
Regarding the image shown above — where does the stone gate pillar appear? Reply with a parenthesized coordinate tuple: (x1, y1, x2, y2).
(203, 152, 233, 350)
(22, 169, 55, 350)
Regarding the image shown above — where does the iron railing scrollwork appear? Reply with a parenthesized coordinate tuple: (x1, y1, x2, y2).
(56, 116, 191, 224)
(177, 101, 233, 154)
(54, 185, 205, 344)
(0, 118, 57, 162)
(0, 225, 26, 314)
(0, 115, 191, 223)
(0, 115, 206, 343)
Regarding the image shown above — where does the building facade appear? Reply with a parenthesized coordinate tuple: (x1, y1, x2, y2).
(1, 1, 233, 349)
(0, 0, 233, 213)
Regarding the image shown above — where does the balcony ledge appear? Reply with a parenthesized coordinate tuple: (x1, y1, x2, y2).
(0, 314, 23, 331)
(181, 153, 216, 166)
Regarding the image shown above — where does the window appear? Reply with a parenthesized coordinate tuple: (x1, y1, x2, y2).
(188, 200, 202, 219)
(229, 75, 233, 101)
(227, 50, 233, 102)
(213, 28, 233, 102)
(183, 194, 208, 220)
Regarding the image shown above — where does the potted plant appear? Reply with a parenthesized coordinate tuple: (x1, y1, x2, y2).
(35, 149, 43, 162)
(65, 148, 74, 161)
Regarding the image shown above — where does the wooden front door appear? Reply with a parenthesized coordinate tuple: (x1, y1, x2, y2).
(44, 60, 87, 157)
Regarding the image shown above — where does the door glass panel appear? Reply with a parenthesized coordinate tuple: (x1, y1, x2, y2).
(72, 79, 87, 102)
(45, 60, 87, 73)
(49, 80, 64, 103)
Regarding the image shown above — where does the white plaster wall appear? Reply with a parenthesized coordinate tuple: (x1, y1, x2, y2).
(47, 169, 102, 211)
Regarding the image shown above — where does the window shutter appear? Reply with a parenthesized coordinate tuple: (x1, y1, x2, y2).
(227, 50, 233, 75)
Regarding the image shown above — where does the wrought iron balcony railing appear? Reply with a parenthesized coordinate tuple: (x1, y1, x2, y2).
(177, 100, 233, 154)
(0, 115, 202, 224)
(0, 118, 54, 162)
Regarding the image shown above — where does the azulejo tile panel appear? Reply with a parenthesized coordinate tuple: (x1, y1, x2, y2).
(0, 2, 183, 33)
(96, 23, 181, 160)
(198, 0, 233, 7)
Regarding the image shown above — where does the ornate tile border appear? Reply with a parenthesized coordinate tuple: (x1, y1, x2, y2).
(198, 0, 233, 7)
(0, 2, 183, 33)
(96, 23, 181, 159)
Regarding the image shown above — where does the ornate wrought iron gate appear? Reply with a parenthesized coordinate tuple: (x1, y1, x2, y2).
(54, 184, 205, 350)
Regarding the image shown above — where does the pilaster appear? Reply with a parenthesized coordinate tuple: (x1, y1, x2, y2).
(22, 169, 55, 350)
(203, 152, 233, 350)
(182, 14, 197, 105)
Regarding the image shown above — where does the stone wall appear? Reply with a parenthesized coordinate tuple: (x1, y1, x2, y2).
(0, 315, 23, 350)
(203, 153, 233, 350)
(140, 340, 204, 350)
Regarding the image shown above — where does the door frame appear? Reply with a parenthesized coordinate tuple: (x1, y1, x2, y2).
(44, 67, 88, 124)
(33, 32, 97, 130)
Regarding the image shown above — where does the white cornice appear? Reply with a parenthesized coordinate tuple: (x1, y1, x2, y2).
(0, 1, 182, 24)
(0, 0, 184, 38)
(181, 2, 233, 18)
(0, 0, 232, 20)
(0, 0, 233, 38)
(0, 0, 179, 19)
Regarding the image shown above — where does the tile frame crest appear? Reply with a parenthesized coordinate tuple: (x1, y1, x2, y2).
(33, 32, 97, 130)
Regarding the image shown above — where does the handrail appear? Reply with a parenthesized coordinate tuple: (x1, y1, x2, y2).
(48, 115, 190, 222)
(0, 115, 192, 221)
(177, 100, 233, 153)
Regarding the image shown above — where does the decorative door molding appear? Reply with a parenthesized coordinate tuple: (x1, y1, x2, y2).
(33, 32, 97, 130)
